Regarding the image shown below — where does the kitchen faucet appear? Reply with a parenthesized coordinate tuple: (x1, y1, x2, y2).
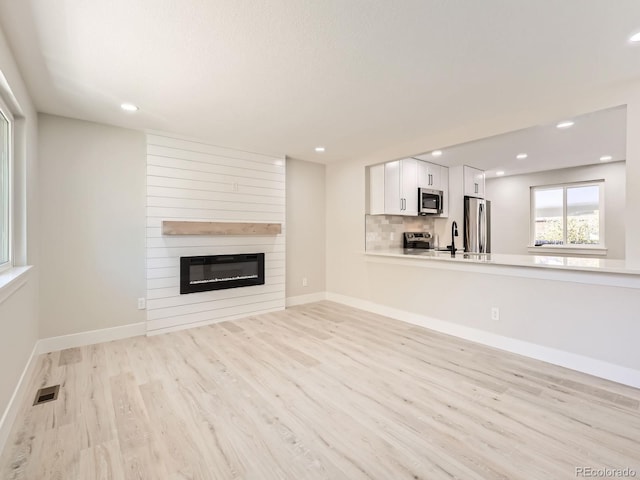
(451, 221, 458, 257)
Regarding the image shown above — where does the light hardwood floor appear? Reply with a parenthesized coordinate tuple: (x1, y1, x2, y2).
(1, 301, 639, 479)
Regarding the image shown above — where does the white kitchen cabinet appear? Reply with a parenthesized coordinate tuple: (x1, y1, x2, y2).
(368, 164, 385, 215)
(418, 161, 450, 192)
(464, 165, 485, 198)
(417, 160, 449, 217)
(439, 166, 449, 217)
(368, 158, 418, 215)
(383, 160, 402, 214)
(384, 158, 418, 215)
(418, 160, 441, 189)
(401, 159, 419, 215)
(369, 158, 451, 216)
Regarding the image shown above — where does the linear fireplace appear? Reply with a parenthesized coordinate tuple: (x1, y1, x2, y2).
(180, 253, 265, 294)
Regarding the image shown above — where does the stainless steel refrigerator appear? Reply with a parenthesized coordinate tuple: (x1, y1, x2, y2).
(464, 196, 491, 253)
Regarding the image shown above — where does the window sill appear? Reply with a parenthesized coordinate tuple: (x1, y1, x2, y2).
(527, 246, 608, 256)
(0, 266, 33, 306)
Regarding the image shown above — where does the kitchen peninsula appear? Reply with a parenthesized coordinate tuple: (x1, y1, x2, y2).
(359, 246, 640, 390)
(365, 248, 640, 288)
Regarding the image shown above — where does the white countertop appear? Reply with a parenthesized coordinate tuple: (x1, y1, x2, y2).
(365, 248, 640, 276)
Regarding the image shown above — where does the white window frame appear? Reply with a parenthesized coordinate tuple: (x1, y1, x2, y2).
(0, 94, 13, 273)
(528, 180, 606, 255)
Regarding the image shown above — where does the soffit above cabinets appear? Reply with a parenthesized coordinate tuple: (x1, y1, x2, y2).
(412, 105, 627, 177)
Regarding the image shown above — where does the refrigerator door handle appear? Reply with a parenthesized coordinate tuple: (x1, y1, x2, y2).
(479, 202, 485, 253)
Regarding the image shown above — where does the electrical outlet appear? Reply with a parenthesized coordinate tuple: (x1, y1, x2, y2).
(137, 297, 146, 310)
(390, 232, 395, 241)
(302, 277, 308, 287)
(491, 307, 500, 321)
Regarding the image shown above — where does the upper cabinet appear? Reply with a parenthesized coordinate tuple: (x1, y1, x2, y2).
(418, 161, 442, 190)
(417, 160, 449, 217)
(438, 167, 449, 217)
(369, 158, 418, 215)
(463, 165, 485, 198)
(369, 158, 448, 216)
(369, 163, 386, 215)
(384, 158, 418, 215)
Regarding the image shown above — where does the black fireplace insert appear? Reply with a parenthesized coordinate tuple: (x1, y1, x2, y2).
(180, 253, 265, 294)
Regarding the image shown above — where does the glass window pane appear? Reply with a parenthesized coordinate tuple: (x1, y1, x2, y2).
(0, 109, 8, 265)
(533, 188, 563, 246)
(567, 185, 600, 245)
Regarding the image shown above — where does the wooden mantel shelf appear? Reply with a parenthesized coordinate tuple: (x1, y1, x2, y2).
(162, 221, 282, 236)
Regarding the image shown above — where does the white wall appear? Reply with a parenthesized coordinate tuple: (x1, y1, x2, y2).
(326, 88, 640, 380)
(38, 114, 146, 338)
(285, 158, 325, 299)
(37, 123, 313, 337)
(625, 93, 640, 266)
(0, 25, 39, 445)
(0, 273, 37, 440)
(485, 161, 626, 258)
(145, 134, 286, 332)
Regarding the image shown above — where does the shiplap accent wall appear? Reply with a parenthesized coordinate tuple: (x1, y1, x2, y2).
(146, 133, 286, 333)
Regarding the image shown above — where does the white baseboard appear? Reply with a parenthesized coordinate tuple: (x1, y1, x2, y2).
(326, 292, 640, 389)
(0, 342, 38, 455)
(37, 322, 146, 354)
(286, 292, 327, 307)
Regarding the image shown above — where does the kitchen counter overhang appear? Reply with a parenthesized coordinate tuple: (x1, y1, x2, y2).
(364, 249, 640, 289)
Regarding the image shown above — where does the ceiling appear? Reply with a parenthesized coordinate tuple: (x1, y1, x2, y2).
(1, 1, 640, 163)
(413, 105, 627, 177)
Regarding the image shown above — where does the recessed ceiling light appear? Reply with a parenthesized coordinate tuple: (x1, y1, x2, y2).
(516, 153, 528, 160)
(600, 155, 613, 162)
(431, 150, 443, 157)
(315, 146, 325, 153)
(496, 171, 505, 176)
(120, 103, 139, 112)
(556, 121, 574, 129)
(630, 32, 640, 43)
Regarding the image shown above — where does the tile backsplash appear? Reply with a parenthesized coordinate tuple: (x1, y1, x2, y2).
(365, 215, 435, 251)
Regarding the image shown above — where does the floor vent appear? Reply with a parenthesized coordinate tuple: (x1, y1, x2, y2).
(33, 385, 60, 406)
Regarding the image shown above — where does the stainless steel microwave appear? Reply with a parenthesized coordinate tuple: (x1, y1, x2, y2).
(418, 188, 443, 215)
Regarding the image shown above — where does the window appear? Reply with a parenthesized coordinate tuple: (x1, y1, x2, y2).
(530, 181, 604, 249)
(0, 97, 11, 271)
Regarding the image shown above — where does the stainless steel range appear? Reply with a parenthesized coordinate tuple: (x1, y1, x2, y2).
(403, 232, 433, 249)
